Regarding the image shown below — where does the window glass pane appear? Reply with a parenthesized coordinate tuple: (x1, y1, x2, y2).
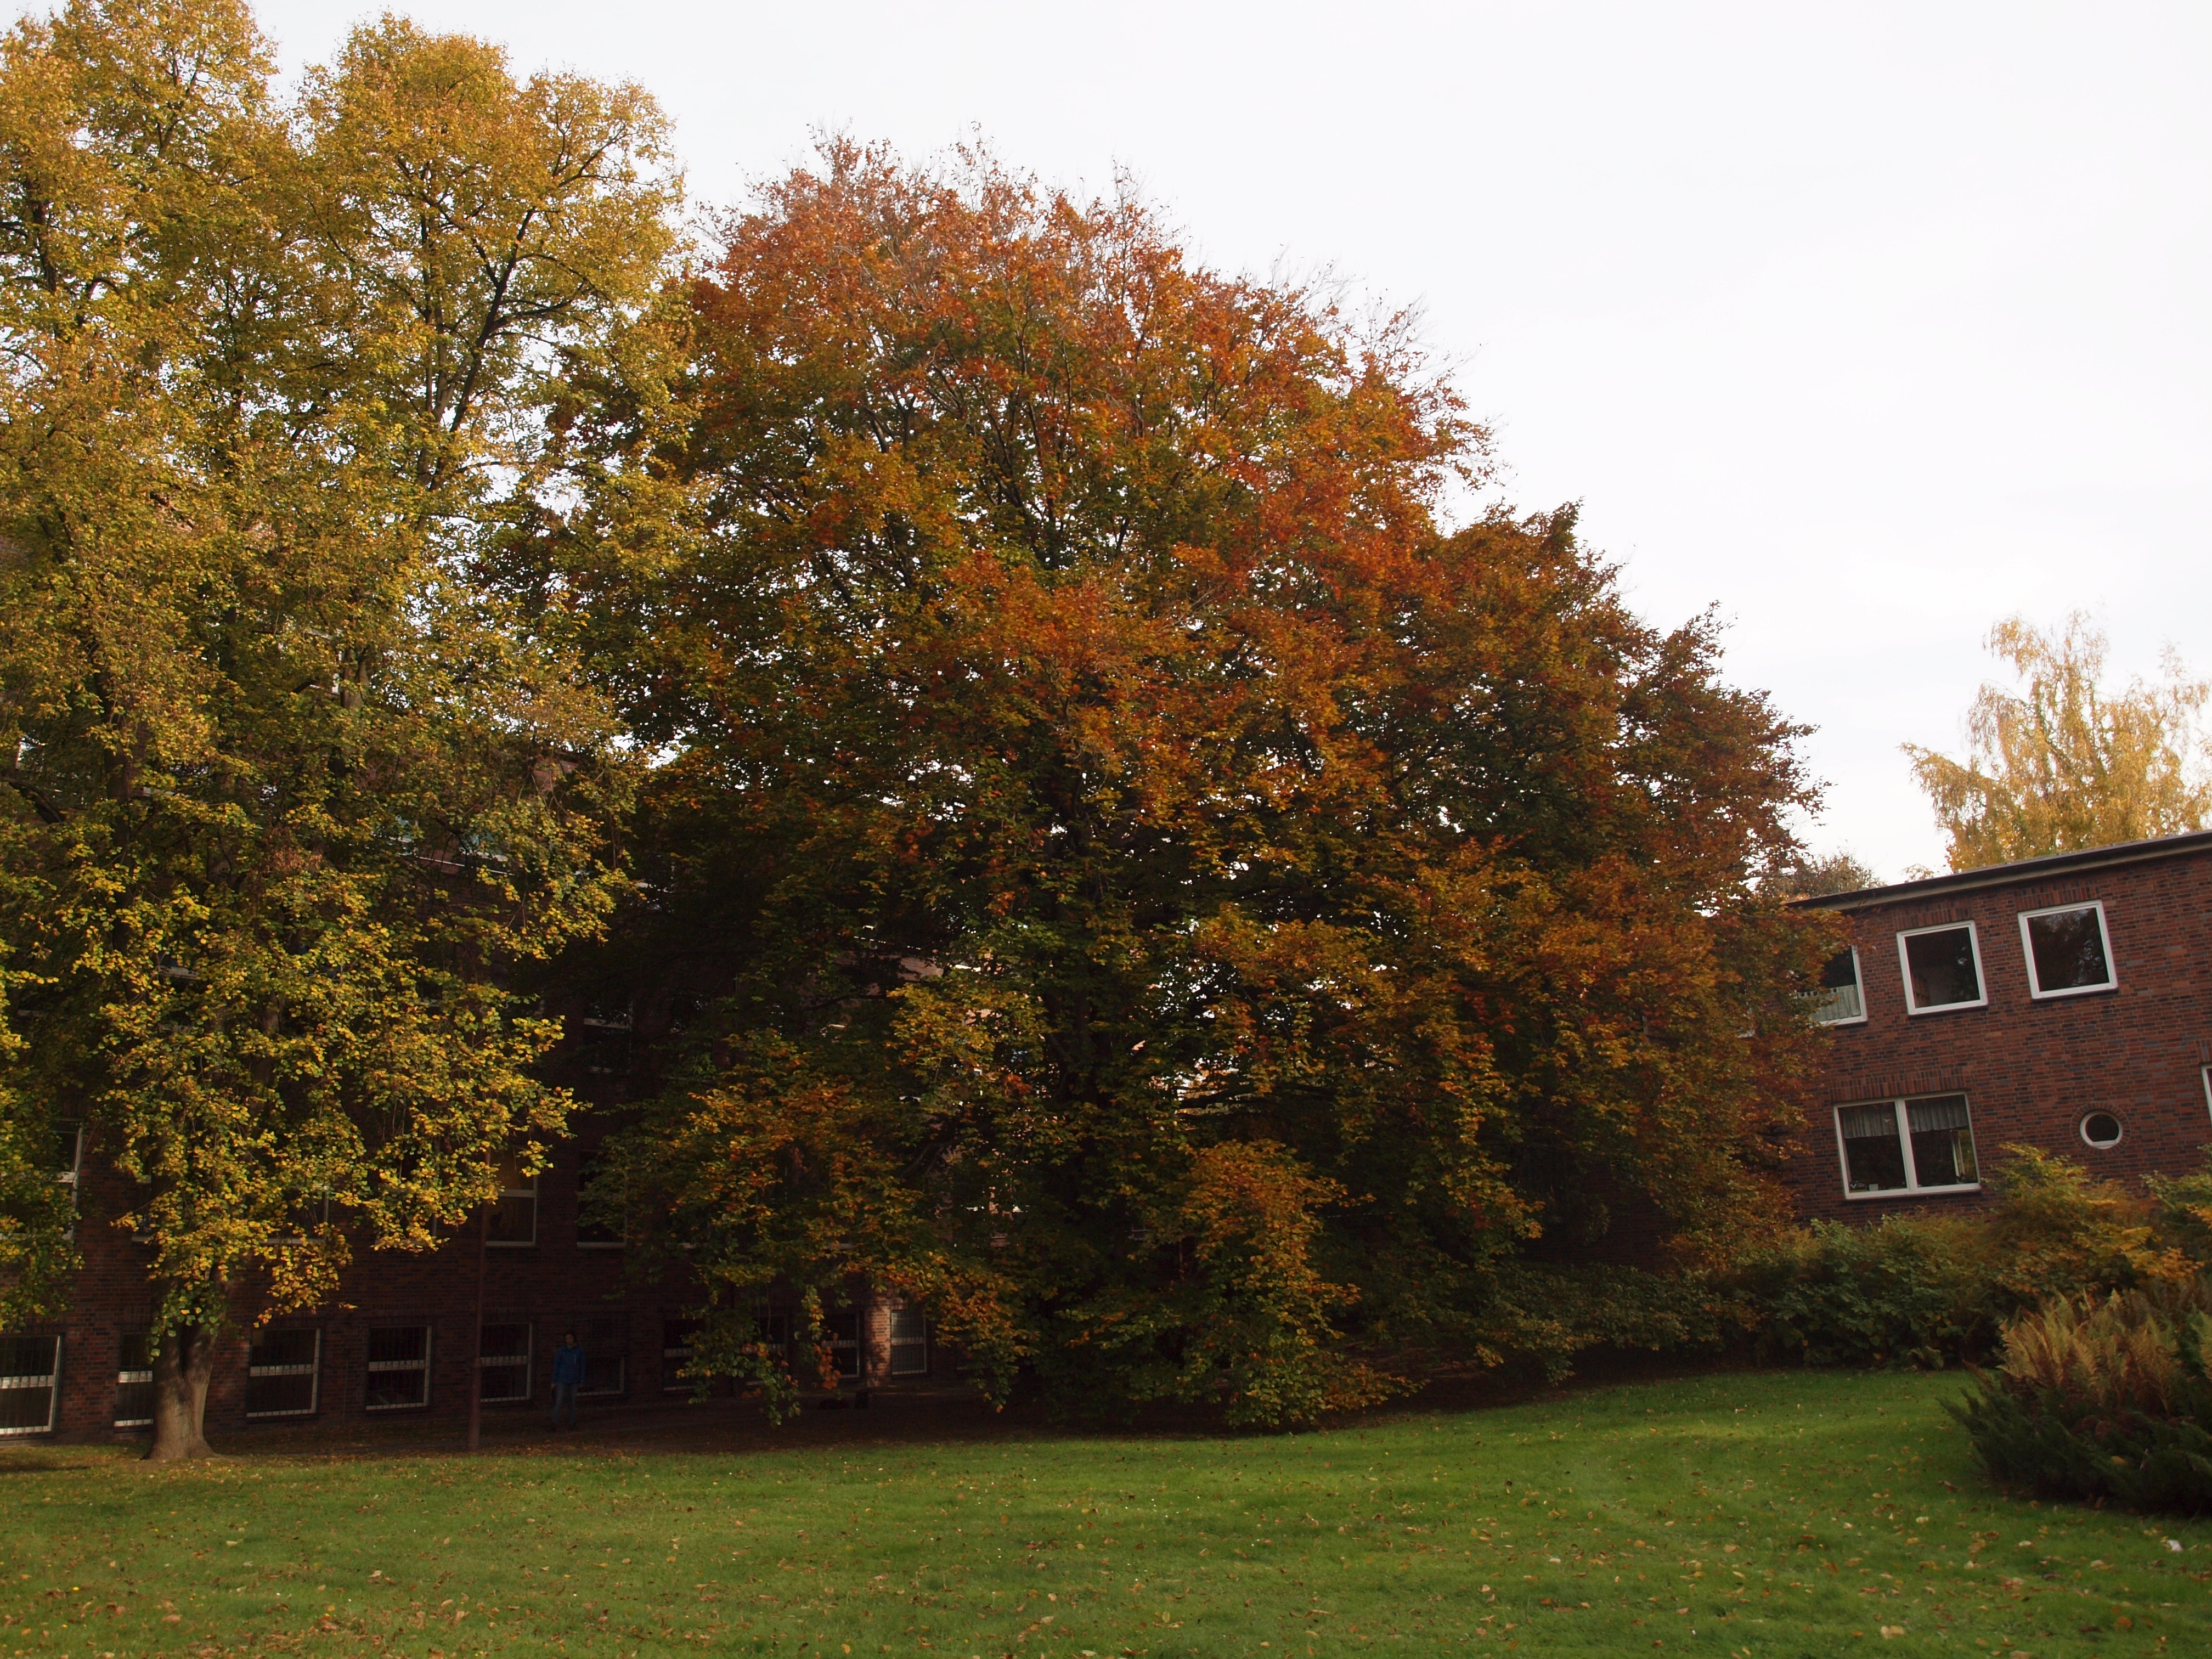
(828, 1311, 862, 1379)
(488, 1190, 537, 1245)
(365, 1327, 430, 1410)
(247, 1373, 318, 1416)
(1837, 1103, 1908, 1193)
(1812, 950, 1863, 1023)
(0, 1335, 58, 1435)
(579, 1316, 626, 1395)
(247, 1329, 319, 1418)
(1906, 1094, 1978, 1187)
(367, 1327, 428, 1366)
(662, 1319, 699, 1392)
(251, 1328, 319, 1368)
(1904, 927, 1981, 1008)
(577, 1145, 622, 1245)
(2026, 907, 2112, 993)
(116, 1331, 155, 1427)
(479, 1322, 532, 1403)
(889, 1310, 927, 1376)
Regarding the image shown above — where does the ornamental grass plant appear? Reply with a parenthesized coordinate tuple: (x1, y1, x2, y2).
(1948, 1280, 2212, 1515)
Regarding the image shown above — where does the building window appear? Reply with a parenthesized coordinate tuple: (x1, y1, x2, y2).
(1897, 922, 1985, 1014)
(888, 1310, 928, 1376)
(1835, 1094, 1979, 1198)
(2080, 1111, 2123, 1150)
(755, 1308, 792, 1359)
(578, 999, 633, 1075)
(478, 1323, 532, 1404)
(2018, 901, 2117, 999)
(116, 1331, 155, 1429)
(578, 1315, 627, 1396)
(662, 1319, 698, 1392)
(51, 1121, 83, 1239)
(488, 1153, 537, 1247)
(1811, 948, 1865, 1025)
(364, 1327, 432, 1410)
(246, 1329, 321, 1418)
(0, 1335, 60, 1436)
(827, 1310, 862, 1381)
(576, 1143, 623, 1249)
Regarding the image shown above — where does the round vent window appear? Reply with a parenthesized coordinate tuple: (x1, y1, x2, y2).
(2080, 1111, 2123, 1149)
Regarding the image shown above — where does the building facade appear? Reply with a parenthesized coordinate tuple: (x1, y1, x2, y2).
(1791, 830, 2212, 1221)
(2, 1022, 940, 1444)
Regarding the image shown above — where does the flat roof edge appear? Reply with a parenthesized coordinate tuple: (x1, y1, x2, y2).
(1794, 828, 2212, 912)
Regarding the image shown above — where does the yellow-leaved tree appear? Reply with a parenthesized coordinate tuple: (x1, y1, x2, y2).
(1905, 613, 2211, 872)
(0, 0, 677, 1458)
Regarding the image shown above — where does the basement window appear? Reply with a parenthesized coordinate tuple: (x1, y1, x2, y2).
(889, 1310, 929, 1377)
(0, 1335, 60, 1436)
(2019, 901, 2117, 998)
(1897, 922, 1985, 1014)
(1811, 948, 1865, 1025)
(663, 1319, 699, 1392)
(478, 1323, 532, 1404)
(828, 1310, 862, 1381)
(578, 1316, 627, 1397)
(364, 1326, 432, 1410)
(116, 1331, 154, 1429)
(246, 1328, 321, 1418)
(1835, 1094, 1979, 1198)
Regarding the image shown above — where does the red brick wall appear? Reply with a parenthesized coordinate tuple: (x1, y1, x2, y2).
(34, 1130, 692, 1441)
(1791, 845, 2212, 1222)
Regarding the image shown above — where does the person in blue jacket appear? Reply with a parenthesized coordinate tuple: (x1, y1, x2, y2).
(550, 1331, 585, 1429)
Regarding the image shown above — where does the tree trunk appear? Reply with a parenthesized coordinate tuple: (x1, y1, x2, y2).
(145, 1321, 218, 1462)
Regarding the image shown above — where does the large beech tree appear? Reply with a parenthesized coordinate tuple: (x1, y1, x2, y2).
(0, 0, 673, 1457)
(559, 145, 1838, 1424)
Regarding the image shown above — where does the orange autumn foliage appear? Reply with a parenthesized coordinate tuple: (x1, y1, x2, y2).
(563, 142, 1836, 1421)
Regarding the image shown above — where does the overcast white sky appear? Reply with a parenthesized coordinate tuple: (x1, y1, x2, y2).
(252, 0, 2211, 880)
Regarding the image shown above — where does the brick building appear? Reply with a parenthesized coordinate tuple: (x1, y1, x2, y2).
(1, 1006, 938, 1443)
(1791, 828, 2212, 1220)
(13, 828, 2212, 1441)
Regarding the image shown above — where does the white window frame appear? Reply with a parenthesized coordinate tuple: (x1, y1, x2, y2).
(0, 1335, 60, 1436)
(1832, 1095, 1982, 1200)
(246, 1329, 321, 1419)
(1812, 946, 1866, 1026)
(2017, 899, 2118, 1000)
(115, 1331, 154, 1429)
(2202, 1064, 2211, 1126)
(477, 1322, 533, 1404)
(2079, 1111, 2124, 1149)
(54, 1121, 82, 1239)
(1896, 921, 1988, 1015)
(364, 1325, 433, 1412)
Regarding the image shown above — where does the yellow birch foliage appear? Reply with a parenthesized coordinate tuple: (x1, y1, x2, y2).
(1906, 612, 2211, 872)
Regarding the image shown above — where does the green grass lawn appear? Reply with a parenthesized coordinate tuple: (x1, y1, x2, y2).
(3, 1367, 2209, 1658)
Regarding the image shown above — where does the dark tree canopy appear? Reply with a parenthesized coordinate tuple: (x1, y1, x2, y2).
(548, 144, 1837, 1423)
